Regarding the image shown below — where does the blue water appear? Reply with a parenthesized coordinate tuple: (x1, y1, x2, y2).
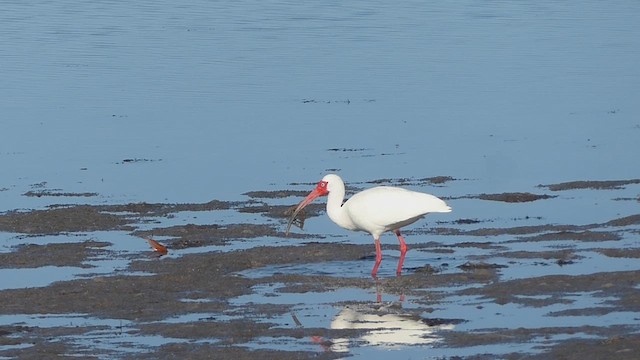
(1, 1, 640, 358)
(2, 1, 638, 209)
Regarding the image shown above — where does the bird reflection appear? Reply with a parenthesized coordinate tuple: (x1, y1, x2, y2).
(307, 284, 456, 353)
(329, 303, 454, 352)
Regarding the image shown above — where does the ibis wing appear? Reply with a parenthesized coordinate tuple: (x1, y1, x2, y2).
(344, 186, 449, 233)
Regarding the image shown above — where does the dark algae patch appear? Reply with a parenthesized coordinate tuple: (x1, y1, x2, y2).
(23, 190, 99, 197)
(0, 240, 110, 268)
(539, 179, 640, 191)
(473, 192, 556, 203)
(0, 206, 132, 234)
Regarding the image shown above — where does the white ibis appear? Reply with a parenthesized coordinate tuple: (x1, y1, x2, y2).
(286, 174, 452, 277)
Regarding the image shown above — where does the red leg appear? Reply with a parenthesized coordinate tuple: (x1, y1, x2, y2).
(375, 279, 382, 303)
(371, 238, 382, 278)
(395, 230, 408, 276)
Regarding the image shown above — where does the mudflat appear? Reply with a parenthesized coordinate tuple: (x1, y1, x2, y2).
(1, 179, 639, 359)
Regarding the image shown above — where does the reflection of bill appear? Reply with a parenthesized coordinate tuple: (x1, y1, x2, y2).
(328, 304, 456, 352)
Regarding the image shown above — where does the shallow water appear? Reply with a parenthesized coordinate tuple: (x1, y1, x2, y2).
(1, 0, 640, 359)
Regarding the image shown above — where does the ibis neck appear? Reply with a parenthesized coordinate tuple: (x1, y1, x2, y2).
(325, 186, 355, 230)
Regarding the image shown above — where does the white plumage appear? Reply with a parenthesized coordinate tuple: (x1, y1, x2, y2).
(287, 174, 452, 277)
(340, 185, 451, 238)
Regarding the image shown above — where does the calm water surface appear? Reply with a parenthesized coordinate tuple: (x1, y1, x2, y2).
(2, 0, 638, 208)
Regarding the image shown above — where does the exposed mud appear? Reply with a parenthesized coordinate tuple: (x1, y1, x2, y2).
(0, 240, 111, 268)
(470, 192, 556, 203)
(0, 179, 639, 359)
(539, 179, 640, 191)
(23, 190, 100, 198)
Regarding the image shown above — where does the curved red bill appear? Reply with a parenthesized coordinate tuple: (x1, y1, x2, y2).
(285, 181, 329, 236)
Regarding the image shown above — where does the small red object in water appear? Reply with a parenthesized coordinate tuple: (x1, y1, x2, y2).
(145, 237, 168, 256)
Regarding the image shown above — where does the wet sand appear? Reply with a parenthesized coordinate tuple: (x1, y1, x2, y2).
(0, 179, 639, 359)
